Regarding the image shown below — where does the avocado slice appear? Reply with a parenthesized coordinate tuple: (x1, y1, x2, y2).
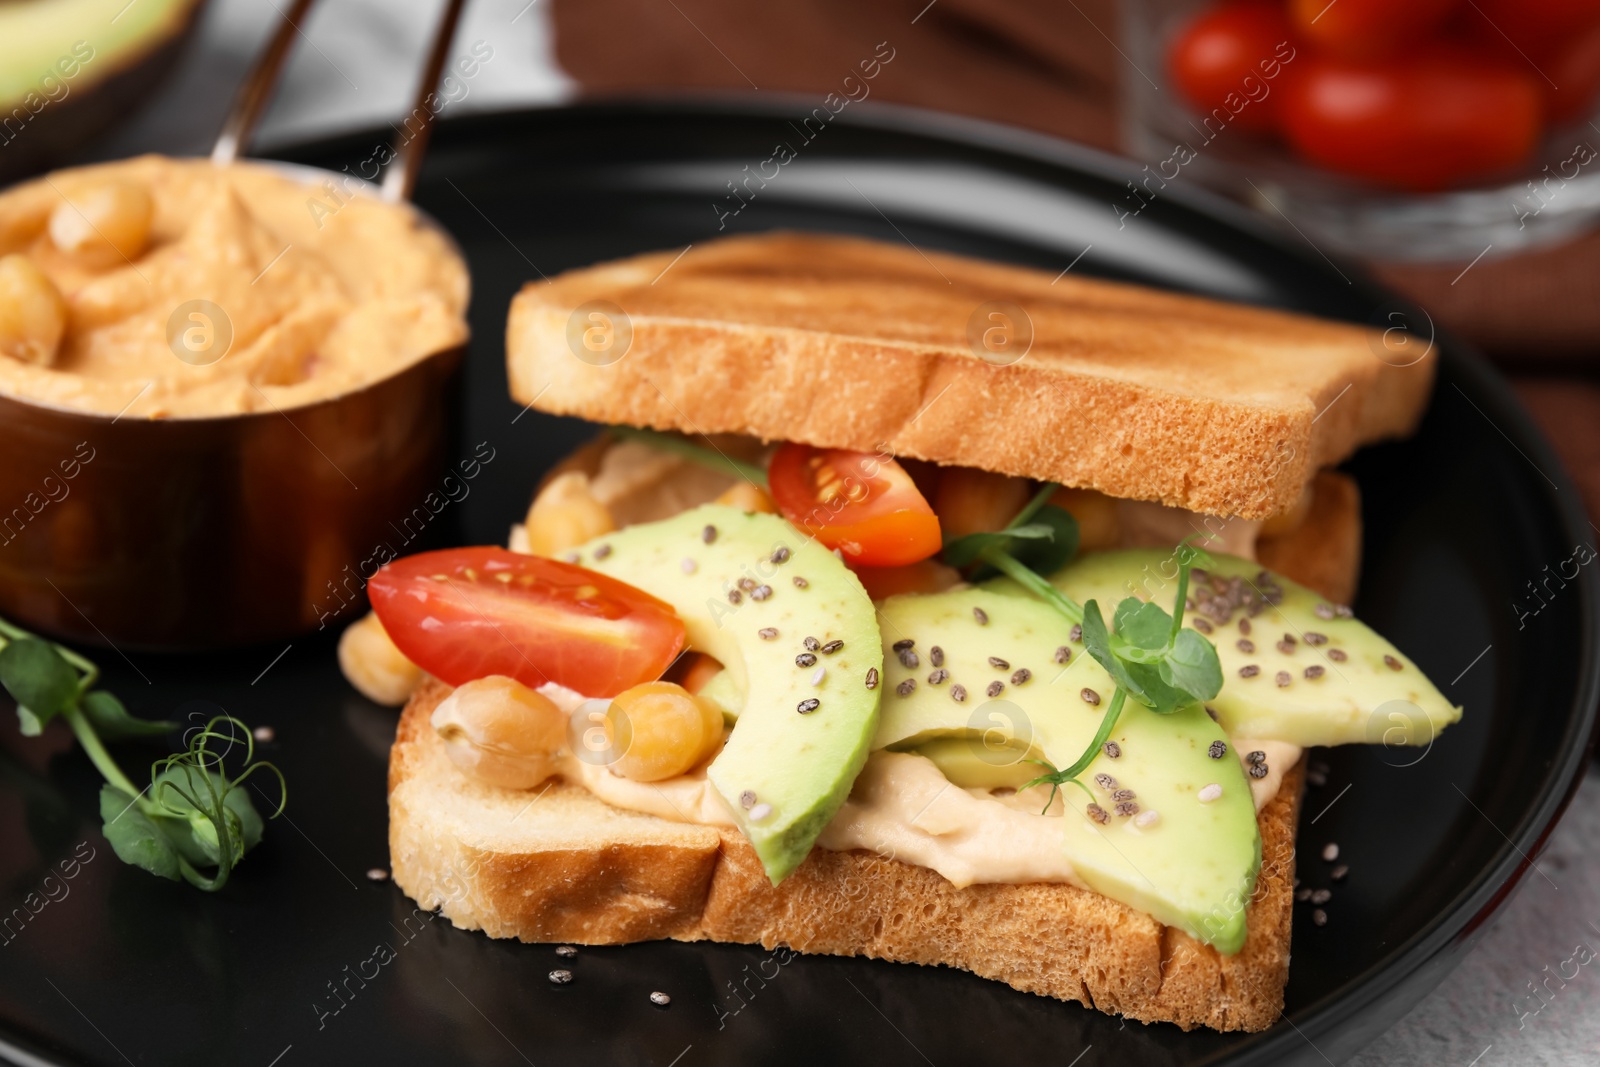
(579, 505, 882, 884)
(0, 0, 203, 181)
(1028, 549, 1462, 748)
(874, 587, 1261, 954)
(894, 736, 1040, 790)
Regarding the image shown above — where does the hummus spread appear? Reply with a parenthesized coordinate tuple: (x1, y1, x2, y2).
(534, 682, 1298, 891)
(0, 155, 468, 418)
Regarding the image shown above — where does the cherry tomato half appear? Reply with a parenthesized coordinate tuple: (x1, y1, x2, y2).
(768, 443, 942, 567)
(1290, 0, 1458, 61)
(369, 547, 685, 698)
(1168, 2, 1296, 133)
(1540, 18, 1600, 121)
(1280, 46, 1543, 190)
(1469, 0, 1600, 55)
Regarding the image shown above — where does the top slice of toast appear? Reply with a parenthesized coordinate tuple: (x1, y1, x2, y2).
(506, 232, 1435, 519)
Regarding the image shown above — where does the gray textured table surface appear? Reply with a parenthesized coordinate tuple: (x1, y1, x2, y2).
(55, 1, 1600, 1063)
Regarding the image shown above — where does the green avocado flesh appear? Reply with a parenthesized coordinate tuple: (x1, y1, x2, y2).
(1, 0, 193, 107)
(1029, 550, 1462, 748)
(875, 587, 1261, 954)
(579, 505, 882, 884)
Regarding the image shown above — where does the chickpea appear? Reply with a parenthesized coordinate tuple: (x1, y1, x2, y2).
(0, 254, 67, 367)
(431, 676, 568, 789)
(524, 471, 616, 557)
(715, 481, 777, 514)
(934, 468, 1031, 539)
(605, 680, 724, 782)
(1051, 487, 1121, 551)
(48, 181, 153, 267)
(1260, 481, 1314, 539)
(338, 611, 423, 706)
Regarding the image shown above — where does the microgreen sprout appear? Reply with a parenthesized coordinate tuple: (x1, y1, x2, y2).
(944, 498, 1224, 813)
(0, 617, 283, 891)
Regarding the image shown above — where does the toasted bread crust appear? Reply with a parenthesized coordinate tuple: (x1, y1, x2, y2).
(507, 233, 1434, 519)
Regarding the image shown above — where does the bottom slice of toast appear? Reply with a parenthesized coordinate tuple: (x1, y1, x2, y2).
(390, 679, 1303, 1032)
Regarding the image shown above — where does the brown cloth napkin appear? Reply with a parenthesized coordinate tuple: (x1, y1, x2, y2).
(552, 0, 1600, 515)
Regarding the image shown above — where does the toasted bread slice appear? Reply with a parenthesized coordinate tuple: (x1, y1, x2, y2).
(391, 680, 1301, 1032)
(506, 233, 1433, 519)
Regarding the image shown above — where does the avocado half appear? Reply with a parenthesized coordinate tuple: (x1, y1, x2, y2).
(0, 0, 206, 182)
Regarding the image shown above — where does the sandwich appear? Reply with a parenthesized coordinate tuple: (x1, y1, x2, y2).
(350, 232, 1460, 1033)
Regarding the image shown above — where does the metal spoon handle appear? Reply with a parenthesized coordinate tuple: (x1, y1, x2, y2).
(211, 0, 318, 167)
(381, 0, 470, 203)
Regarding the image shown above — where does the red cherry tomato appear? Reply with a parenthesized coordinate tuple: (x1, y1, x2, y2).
(1280, 46, 1543, 190)
(369, 547, 685, 697)
(1290, 0, 1458, 61)
(1541, 18, 1600, 121)
(1168, 2, 1296, 133)
(768, 443, 942, 567)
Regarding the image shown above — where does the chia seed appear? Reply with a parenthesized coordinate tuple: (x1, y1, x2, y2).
(770, 547, 791, 564)
(1103, 741, 1121, 759)
(1246, 750, 1266, 764)
(1276, 639, 1295, 655)
(1198, 783, 1223, 803)
(1111, 788, 1136, 802)
(1384, 654, 1403, 671)
(751, 584, 773, 601)
(1312, 908, 1328, 927)
(1276, 671, 1292, 687)
(927, 668, 948, 685)
(1086, 803, 1109, 824)
(1192, 617, 1213, 634)
(988, 656, 1010, 670)
(951, 684, 968, 702)
(1114, 801, 1139, 817)
(896, 679, 917, 697)
(793, 576, 809, 589)
(1237, 639, 1256, 653)
(738, 577, 756, 592)
(986, 680, 1004, 697)
(892, 639, 915, 652)
(726, 590, 742, 605)
(1304, 632, 1328, 646)
(973, 607, 989, 625)
(650, 991, 672, 1007)
(1011, 668, 1032, 686)
(822, 640, 845, 655)
(1208, 740, 1227, 759)
(1248, 763, 1269, 779)
(366, 867, 388, 881)
(1322, 842, 1340, 862)
(1328, 648, 1348, 662)
(1239, 665, 1261, 678)
(1331, 864, 1349, 881)
(555, 945, 577, 958)
(865, 668, 879, 690)
(1069, 624, 1083, 642)
(1239, 618, 1252, 635)
(1315, 603, 1334, 620)
(1081, 687, 1101, 706)
(1335, 605, 1354, 618)
(702, 525, 717, 544)
(1054, 646, 1072, 664)
(899, 648, 920, 668)
(740, 790, 756, 809)
(811, 667, 826, 686)
(758, 627, 778, 640)
(1304, 665, 1325, 680)
(804, 636, 820, 651)
(1094, 773, 1118, 790)
(549, 969, 573, 985)
(1134, 810, 1159, 828)
(1295, 888, 1312, 902)
(797, 698, 820, 714)
(1310, 888, 1332, 905)
(931, 646, 945, 667)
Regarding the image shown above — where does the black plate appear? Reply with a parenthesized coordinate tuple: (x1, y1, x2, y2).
(1, 99, 1595, 1067)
